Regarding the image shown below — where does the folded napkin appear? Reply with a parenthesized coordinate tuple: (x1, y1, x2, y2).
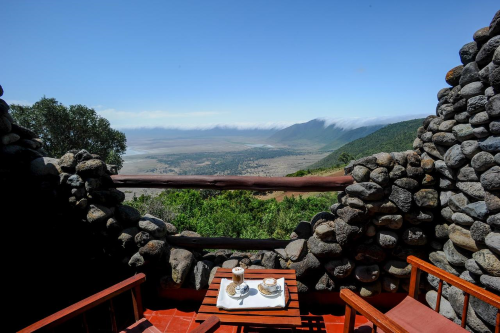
(216, 278, 285, 310)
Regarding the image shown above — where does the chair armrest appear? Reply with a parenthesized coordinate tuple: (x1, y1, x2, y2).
(190, 316, 220, 333)
(340, 289, 409, 333)
(407, 256, 500, 309)
(19, 273, 146, 333)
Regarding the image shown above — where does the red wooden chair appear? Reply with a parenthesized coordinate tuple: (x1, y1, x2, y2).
(340, 255, 500, 333)
(18, 273, 220, 333)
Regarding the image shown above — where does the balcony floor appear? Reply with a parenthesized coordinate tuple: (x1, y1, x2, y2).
(143, 304, 370, 333)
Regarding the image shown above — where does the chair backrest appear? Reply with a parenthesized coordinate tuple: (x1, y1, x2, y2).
(406, 255, 500, 332)
(18, 273, 146, 333)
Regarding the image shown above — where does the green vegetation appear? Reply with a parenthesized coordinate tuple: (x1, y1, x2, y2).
(309, 118, 424, 169)
(128, 189, 337, 240)
(11, 97, 127, 168)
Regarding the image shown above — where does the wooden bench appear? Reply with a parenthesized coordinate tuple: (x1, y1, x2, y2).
(340, 255, 500, 333)
(18, 273, 220, 333)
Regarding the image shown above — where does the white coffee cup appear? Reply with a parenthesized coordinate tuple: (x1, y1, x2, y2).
(261, 277, 278, 292)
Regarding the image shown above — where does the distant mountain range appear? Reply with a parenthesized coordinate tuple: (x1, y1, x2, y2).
(123, 126, 278, 142)
(123, 116, 426, 153)
(309, 118, 424, 169)
(268, 119, 385, 150)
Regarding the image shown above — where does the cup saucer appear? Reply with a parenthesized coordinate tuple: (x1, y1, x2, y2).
(227, 284, 250, 298)
(257, 283, 282, 297)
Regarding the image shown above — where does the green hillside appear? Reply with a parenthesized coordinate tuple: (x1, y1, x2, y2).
(309, 118, 424, 169)
(268, 119, 384, 149)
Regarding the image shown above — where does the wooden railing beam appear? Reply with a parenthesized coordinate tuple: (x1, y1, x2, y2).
(166, 235, 291, 250)
(111, 175, 354, 192)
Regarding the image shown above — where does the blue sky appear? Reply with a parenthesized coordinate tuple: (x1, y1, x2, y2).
(2, 1, 499, 129)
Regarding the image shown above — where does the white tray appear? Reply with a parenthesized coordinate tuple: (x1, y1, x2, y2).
(216, 278, 285, 310)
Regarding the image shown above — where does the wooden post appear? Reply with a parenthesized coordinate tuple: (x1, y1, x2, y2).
(109, 299, 118, 333)
(435, 280, 443, 313)
(343, 304, 356, 333)
(408, 265, 421, 299)
(496, 310, 499, 333)
(82, 313, 89, 333)
(131, 285, 144, 321)
(461, 293, 470, 328)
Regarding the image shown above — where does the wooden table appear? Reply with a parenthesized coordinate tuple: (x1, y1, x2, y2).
(196, 268, 301, 328)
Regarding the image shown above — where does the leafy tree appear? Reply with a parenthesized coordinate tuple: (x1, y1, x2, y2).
(338, 152, 354, 165)
(11, 97, 127, 168)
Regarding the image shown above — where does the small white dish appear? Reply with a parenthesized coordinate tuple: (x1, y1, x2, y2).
(227, 284, 250, 298)
(258, 284, 282, 297)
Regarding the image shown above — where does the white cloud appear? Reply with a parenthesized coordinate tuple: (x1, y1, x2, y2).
(98, 108, 225, 120)
(117, 120, 296, 130)
(319, 114, 428, 130)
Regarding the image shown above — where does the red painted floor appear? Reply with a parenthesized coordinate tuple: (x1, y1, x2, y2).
(143, 306, 370, 333)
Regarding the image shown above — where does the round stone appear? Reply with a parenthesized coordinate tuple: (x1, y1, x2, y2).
(486, 95, 500, 118)
(389, 164, 406, 179)
(324, 258, 355, 278)
(374, 152, 394, 167)
(490, 120, 500, 135)
(461, 140, 480, 158)
(472, 126, 489, 139)
(473, 249, 500, 277)
(473, 27, 490, 43)
(388, 186, 412, 213)
(429, 251, 462, 276)
(432, 132, 457, 146)
(453, 124, 475, 142)
(476, 35, 500, 67)
(451, 212, 474, 226)
(345, 182, 385, 201)
(441, 207, 454, 222)
(481, 166, 500, 191)
(354, 265, 380, 283)
(403, 227, 427, 246)
(459, 61, 480, 86)
(383, 260, 412, 278)
(359, 281, 381, 297)
(138, 214, 168, 238)
(470, 111, 490, 126)
(381, 275, 399, 294)
(414, 189, 439, 208)
(446, 65, 463, 86)
(394, 178, 419, 191)
(460, 81, 484, 100)
(485, 232, 500, 255)
(376, 230, 398, 249)
(457, 166, 479, 182)
(370, 167, 389, 186)
(465, 258, 484, 275)
(480, 275, 500, 292)
(353, 244, 386, 264)
(462, 201, 489, 221)
(467, 95, 488, 114)
(449, 224, 479, 252)
(352, 165, 370, 182)
(443, 239, 471, 266)
(456, 182, 485, 200)
(460, 42, 479, 65)
(479, 136, 500, 153)
(444, 144, 467, 169)
(307, 235, 342, 258)
(425, 290, 458, 322)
